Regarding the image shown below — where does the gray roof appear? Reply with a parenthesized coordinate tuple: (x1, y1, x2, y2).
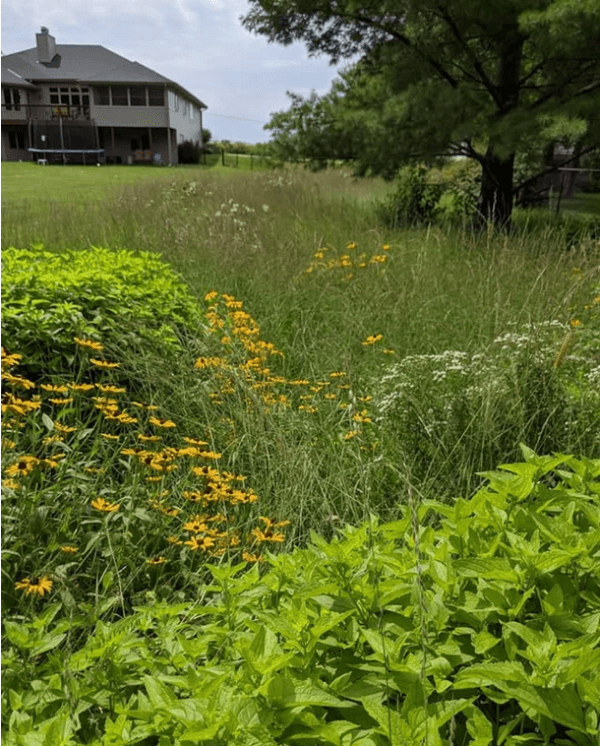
(1, 66, 37, 88)
(1, 43, 207, 109)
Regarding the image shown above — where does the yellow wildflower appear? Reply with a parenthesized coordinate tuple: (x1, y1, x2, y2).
(74, 337, 104, 351)
(184, 535, 216, 551)
(146, 557, 167, 565)
(60, 546, 78, 554)
(149, 416, 177, 429)
(89, 358, 120, 369)
(362, 334, 383, 346)
(15, 576, 53, 596)
(91, 497, 120, 513)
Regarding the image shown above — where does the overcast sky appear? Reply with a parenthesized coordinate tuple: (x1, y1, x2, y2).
(1, 0, 347, 143)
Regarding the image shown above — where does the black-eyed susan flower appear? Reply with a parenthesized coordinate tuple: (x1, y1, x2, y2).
(54, 422, 78, 433)
(242, 551, 263, 563)
(167, 535, 183, 545)
(259, 516, 291, 529)
(183, 437, 209, 446)
(60, 546, 78, 554)
(1, 372, 35, 389)
(74, 337, 104, 351)
(138, 434, 162, 442)
(146, 556, 167, 565)
(362, 334, 383, 346)
(15, 576, 53, 596)
(40, 384, 69, 393)
(5, 455, 40, 478)
(251, 527, 286, 543)
(90, 358, 120, 369)
(149, 416, 177, 429)
(184, 535, 216, 551)
(49, 398, 74, 405)
(91, 497, 120, 513)
(68, 382, 95, 392)
(183, 515, 209, 533)
(1, 349, 23, 369)
(101, 433, 120, 441)
(199, 450, 222, 460)
(96, 384, 127, 394)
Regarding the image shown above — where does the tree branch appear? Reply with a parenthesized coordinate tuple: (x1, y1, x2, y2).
(513, 145, 597, 193)
(434, 5, 502, 107)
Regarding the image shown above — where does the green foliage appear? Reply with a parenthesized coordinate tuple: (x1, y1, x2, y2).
(248, 0, 600, 226)
(378, 164, 445, 227)
(378, 160, 481, 227)
(178, 139, 203, 164)
(3, 451, 600, 744)
(1, 247, 206, 381)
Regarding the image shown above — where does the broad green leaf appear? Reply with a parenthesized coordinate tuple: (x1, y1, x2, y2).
(361, 697, 412, 746)
(260, 671, 353, 708)
(454, 558, 521, 583)
(465, 703, 494, 746)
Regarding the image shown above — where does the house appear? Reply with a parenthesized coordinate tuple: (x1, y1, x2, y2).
(1, 27, 207, 164)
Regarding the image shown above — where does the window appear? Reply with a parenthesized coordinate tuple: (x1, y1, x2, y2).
(168, 90, 179, 111)
(94, 87, 110, 105)
(111, 87, 128, 106)
(130, 87, 146, 106)
(50, 87, 90, 108)
(148, 88, 164, 106)
(182, 99, 188, 116)
(189, 104, 194, 120)
(8, 131, 25, 149)
(3, 88, 21, 111)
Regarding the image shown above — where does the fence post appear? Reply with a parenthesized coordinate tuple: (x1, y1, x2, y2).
(236, 153, 239, 168)
(251, 154, 253, 170)
(221, 149, 225, 166)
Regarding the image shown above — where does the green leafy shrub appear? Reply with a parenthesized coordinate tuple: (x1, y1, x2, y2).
(177, 139, 203, 164)
(378, 163, 445, 227)
(433, 158, 481, 222)
(2, 449, 599, 744)
(1, 247, 207, 382)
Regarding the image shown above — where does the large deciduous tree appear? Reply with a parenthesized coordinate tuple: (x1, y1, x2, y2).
(242, 0, 600, 228)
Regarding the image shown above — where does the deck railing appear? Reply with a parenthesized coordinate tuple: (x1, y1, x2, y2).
(1, 104, 91, 121)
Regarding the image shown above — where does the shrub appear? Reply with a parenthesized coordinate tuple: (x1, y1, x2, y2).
(177, 139, 203, 164)
(1, 247, 207, 382)
(3, 449, 599, 744)
(378, 163, 444, 227)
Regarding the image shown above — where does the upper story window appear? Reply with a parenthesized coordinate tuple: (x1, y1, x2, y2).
(93, 86, 110, 105)
(93, 86, 165, 107)
(50, 87, 89, 107)
(130, 87, 147, 106)
(148, 88, 164, 106)
(111, 87, 128, 106)
(3, 88, 22, 111)
(168, 90, 179, 111)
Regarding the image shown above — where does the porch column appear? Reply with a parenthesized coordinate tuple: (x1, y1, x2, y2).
(167, 127, 172, 165)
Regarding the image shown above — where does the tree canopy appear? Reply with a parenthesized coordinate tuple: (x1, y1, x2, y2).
(242, 0, 600, 227)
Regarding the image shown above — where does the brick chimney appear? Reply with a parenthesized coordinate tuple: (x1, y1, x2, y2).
(36, 27, 56, 63)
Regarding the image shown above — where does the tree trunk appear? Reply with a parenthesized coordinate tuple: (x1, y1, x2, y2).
(476, 29, 524, 231)
(477, 149, 515, 230)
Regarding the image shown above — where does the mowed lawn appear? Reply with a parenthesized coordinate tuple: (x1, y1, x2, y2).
(1, 161, 215, 208)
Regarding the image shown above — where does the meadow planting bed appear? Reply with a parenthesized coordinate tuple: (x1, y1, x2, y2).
(2, 165, 600, 744)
